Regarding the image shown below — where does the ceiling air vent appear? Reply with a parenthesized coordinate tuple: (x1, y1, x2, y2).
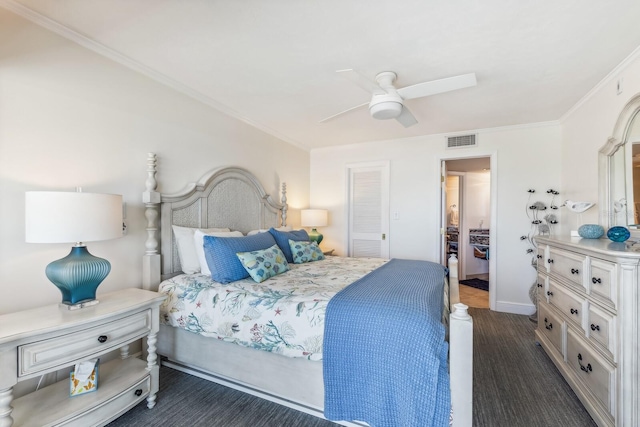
(446, 134, 477, 149)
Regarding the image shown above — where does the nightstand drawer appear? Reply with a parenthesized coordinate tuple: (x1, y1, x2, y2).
(61, 376, 150, 427)
(547, 282, 584, 329)
(567, 328, 615, 416)
(19, 310, 151, 377)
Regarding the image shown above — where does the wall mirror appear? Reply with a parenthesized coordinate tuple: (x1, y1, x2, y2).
(599, 93, 640, 233)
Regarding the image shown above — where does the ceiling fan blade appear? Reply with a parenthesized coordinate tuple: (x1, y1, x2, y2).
(337, 69, 386, 95)
(398, 73, 477, 100)
(395, 106, 418, 128)
(319, 101, 369, 123)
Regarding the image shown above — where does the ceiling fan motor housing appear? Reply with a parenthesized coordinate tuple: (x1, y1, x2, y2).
(369, 94, 403, 119)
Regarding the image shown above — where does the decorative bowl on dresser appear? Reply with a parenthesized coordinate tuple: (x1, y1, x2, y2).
(0, 288, 165, 427)
(534, 235, 640, 427)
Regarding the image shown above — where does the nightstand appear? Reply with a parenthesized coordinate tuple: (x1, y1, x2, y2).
(0, 288, 165, 427)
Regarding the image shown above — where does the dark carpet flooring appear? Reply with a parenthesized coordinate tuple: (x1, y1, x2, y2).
(107, 308, 596, 427)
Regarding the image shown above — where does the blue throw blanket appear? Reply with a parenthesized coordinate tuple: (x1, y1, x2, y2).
(323, 259, 450, 427)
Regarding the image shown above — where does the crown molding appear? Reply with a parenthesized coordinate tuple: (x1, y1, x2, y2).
(312, 120, 561, 152)
(560, 44, 640, 123)
(0, 0, 310, 151)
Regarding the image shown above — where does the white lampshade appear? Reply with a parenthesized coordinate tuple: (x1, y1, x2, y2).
(26, 192, 123, 243)
(301, 209, 328, 227)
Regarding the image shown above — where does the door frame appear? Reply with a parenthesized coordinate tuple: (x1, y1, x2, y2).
(438, 152, 497, 311)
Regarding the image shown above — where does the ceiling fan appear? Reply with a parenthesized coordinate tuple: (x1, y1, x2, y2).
(320, 69, 477, 128)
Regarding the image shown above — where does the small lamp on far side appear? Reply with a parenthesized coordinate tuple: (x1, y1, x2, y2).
(301, 209, 328, 245)
(25, 190, 123, 309)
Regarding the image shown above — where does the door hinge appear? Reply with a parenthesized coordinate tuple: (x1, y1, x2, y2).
(382, 233, 386, 240)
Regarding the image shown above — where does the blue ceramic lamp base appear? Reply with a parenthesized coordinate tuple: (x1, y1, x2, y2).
(45, 245, 111, 310)
(308, 228, 324, 245)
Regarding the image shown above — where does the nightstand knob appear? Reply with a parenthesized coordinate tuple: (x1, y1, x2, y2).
(547, 291, 553, 296)
(571, 268, 579, 274)
(135, 389, 143, 396)
(97, 335, 108, 343)
(591, 324, 600, 331)
(537, 283, 543, 288)
(570, 308, 579, 315)
(592, 277, 602, 284)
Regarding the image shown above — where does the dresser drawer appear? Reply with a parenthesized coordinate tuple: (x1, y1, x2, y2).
(547, 281, 585, 329)
(587, 303, 616, 361)
(61, 376, 150, 427)
(19, 310, 151, 377)
(538, 303, 563, 355)
(536, 247, 547, 273)
(589, 259, 616, 309)
(536, 273, 547, 302)
(548, 248, 586, 289)
(566, 328, 615, 416)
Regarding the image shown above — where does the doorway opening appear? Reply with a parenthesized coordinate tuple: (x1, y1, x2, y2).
(443, 157, 491, 309)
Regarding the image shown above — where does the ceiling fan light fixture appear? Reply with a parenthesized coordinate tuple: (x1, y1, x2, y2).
(369, 100, 402, 120)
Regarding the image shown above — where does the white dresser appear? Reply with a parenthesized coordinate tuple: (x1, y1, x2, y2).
(534, 236, 640, 427)
(0, 288, 165, 427)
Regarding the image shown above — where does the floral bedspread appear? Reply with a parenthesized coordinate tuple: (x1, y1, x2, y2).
(159, 256, 387, 360)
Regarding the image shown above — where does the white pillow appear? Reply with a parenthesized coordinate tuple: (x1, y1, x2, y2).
(172, 225, 231, 274)
(194, 229, 244, 275)
(246, 226, 292, 236)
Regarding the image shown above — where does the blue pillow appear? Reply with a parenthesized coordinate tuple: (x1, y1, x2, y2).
(236, 244, 290, 283)
(268, 228, 309, 263)
(289, 240, 325, 264)
(203, 232, 277, 283)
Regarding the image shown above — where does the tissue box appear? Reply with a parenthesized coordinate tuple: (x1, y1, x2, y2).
(70, 359, 99, 397)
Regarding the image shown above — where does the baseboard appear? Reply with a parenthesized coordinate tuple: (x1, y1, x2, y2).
(494, 301, 536, 316)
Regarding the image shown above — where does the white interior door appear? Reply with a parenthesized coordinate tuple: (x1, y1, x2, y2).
(347, 162, 390, 258)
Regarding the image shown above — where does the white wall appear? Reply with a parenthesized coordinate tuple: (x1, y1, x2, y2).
(0, 9, 309, 314)
(310, 124, 562, 314)
(561, 52, 640, 232)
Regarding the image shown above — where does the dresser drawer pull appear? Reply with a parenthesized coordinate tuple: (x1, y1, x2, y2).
(591, 277, 602, 284)
(570, 268, 579, 274)
(544, 317, 553, 330)
(135, 389, 143, 397)
(577, 353, 592, 373)
(97, 335, 108, 343)
(537, 254, 542, 259)
(537, 283, 543, 288)
(547, 291, 553, 296)
(570, 308, 579, 315)
(590, 324, 600, 331)
(548, 259, 554, 264)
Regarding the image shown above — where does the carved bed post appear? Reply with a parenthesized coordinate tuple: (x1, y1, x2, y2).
(281, 182, 288, 227)
(142, 153, 161, 291)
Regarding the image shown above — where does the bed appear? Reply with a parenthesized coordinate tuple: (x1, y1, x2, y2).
(140, 153, 473, 426)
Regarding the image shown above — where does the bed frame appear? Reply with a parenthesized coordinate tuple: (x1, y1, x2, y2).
(141, 153, 474, 426)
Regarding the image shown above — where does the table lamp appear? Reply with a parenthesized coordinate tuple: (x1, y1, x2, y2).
(25, 191, 123, 309)
(301, 209, 328, 245)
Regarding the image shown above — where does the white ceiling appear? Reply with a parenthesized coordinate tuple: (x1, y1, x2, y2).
(6, 0, 640, 150)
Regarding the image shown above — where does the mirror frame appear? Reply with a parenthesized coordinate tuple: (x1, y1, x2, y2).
(599, 93, 640, 231)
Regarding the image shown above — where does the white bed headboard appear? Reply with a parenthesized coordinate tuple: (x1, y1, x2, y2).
(142, 153, 288, 288)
